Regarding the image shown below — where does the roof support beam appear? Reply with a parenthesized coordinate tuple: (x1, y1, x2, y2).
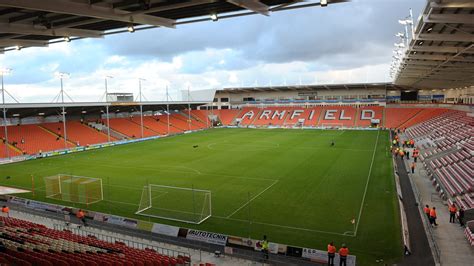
(226, 0, 269, 15)
(430, 0, 474, 9)
(127, 0, 215, 16)
(0, 22, 103, 38)
(412, 44, 474, 85)
(412, 45, 474, 54)
(0, 39, 48, 47)
(0, 0, 176, 28)
(424, 14, 474, 24)
(417, 33, 474, 43)
(406, 54, 473, 62)
(400, 60, 474, 67)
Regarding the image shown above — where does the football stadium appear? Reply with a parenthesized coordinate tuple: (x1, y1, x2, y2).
(0, 0, 473, 266)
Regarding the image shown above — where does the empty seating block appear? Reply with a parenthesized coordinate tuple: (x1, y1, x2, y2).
(0, 217, 188, 266)
(317, 106, 356, 127)
(0, 142, 21, 158)
(238, 107, 261, 126)
(385, 108, 422, 129)
(42, 121, 113, 146)
(0, 125, 74, 155)
(252, 107, 290, 126)
(105, 118, 158, 138)
(213, 109, 240, 125)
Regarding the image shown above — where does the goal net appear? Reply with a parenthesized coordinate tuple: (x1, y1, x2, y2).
(136, 184, 212, 224)
(44, 174, 103, 205)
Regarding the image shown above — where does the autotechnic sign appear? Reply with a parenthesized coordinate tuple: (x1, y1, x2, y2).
(186, 229, 228, 246)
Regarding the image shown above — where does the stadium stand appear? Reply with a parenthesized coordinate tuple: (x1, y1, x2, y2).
(42, 121, 114, 146)
(212, 109, 240, 126)
(318, 106, 356, 127)
(398, 108, 450, 129)
(404, 110, 474, 245)
(238, 107, 261, 126)
(188, 110, 210, 128)
(252, 107, 289, 126)
(167, 114, 196, 131)
(132, 116, 168, 135)
(282, 107, 306, 126)
(172, 113, 206, 130)
(0, 216, 191, 266)
(355, 106, 384, 127)
(385, 108, 422, 129)
(465, 222, 474, 246)
(0, 107, 469, 159)
(0, 125, 75, 155)
(104, 118, 158, 138)
(0, 142, 20, 158)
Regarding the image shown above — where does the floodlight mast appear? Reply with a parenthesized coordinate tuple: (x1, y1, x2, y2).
(166, 86, 170, 135)
(138, 78, 146, 139)
(57, 72, 70, 149)
(187, 86, 191, 131)
(104, 76, 113, 142)
(1, 68, 12, 159)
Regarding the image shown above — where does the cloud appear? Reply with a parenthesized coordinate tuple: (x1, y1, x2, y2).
(0, 0, 426, 102)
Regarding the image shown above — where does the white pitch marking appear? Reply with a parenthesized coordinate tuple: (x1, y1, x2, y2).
(353, 129, 380, 236)
(226, 179, 279, 218)
(214, 215, 353, 237)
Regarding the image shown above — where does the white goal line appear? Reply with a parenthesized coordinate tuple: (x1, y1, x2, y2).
(226, 179, 279, 218)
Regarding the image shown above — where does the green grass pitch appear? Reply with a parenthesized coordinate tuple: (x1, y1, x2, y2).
(0, 128, 402, 265)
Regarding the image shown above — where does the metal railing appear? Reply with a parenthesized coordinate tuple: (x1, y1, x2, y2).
(53, 224, 190, 260)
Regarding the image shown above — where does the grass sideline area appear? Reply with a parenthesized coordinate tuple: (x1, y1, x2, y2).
(0, 128, 402, 265)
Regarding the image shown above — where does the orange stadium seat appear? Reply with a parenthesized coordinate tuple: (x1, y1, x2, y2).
(398, 108, 450, 129)
(252, 107, 290, 126)
(0, 124, 75, 155)
(238, 107, 261, 126)
(189, 110, 211, 127)
(317, 106, 356, 127)
(0, 216, 190, 266)
(355, 106, 384, 127)
(0, 142, 21, 158)
(105, 118, 158, 138)
(384, 108, 422, 129)
(41, 121, 114, 146)
(213, 109, 240, 125)
(282, 107, 322, 127)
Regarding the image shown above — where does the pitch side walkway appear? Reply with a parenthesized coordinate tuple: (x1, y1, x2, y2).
(394, 156, 435, 266)
(400, 134, 474, 266)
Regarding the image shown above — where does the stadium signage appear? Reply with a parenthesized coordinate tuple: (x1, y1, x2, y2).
(186, 229, 228, 246)
(151, 223, 180, 237)
(239, 108, 378, 122)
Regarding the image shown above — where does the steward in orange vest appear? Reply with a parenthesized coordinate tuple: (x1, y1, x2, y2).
(327, 242, 336, 266)
(339, 244, 349, 266)
(449, 204, 457, 223)
(430, 207, 438, 226)
(1, 206, 9, 217)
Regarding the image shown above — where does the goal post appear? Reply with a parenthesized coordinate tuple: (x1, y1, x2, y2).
(136, 184, 212, 224)
(44, 174, 103, 205)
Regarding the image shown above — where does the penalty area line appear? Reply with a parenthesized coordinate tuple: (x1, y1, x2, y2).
(214, 215, 353, 237)
(226, 179, 279, 218)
